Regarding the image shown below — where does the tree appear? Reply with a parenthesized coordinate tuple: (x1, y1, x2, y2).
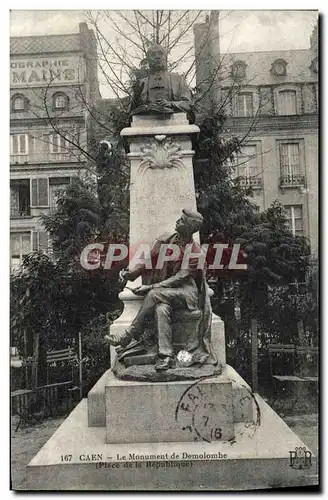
(11, 176, 124, 391)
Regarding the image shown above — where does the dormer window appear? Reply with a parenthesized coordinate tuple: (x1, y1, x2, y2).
(231, 61, 247, 80)
(52, 92, 69, 111)
(310, 57, 318, 74)
(11, 94, 28, 112)
(271, 59, 287, 76)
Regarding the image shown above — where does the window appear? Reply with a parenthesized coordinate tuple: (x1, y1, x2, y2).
(31, 178, 49, 207)
(235, 145, 262, 187)
(310, 57, 318, 74)
(231, 61, 247, 79)
(49, 178, 70, 211)
(271, 59, 287, 76)
(314, 84, 319, 111)
(277, 90, 297, 115)
(279, 141, 305, 187)
(10, 232, 31, 269)
(284, 205, 303, 237)
(236, 93, 253, 117)
(32, 231, 49, 253)
(11, 94, 27, 112)
(52, 92, 69, 110)
(10, 180, 30, 217)
(50, 133, 69, 154)
(280, 143, 300, 178)
(10, 134, 29, 155)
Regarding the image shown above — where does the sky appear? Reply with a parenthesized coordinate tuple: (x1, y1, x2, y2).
(10, 9, 318, 51)
(9, 10, 318, 98)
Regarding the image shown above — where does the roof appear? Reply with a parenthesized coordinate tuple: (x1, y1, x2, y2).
(10, 33, 81, 55)
(222, 48, 318, 85)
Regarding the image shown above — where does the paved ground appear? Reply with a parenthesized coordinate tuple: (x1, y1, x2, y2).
(10, 412, 319, 490)
(282, 414, 319, 456)
(11, 416, 65, 490)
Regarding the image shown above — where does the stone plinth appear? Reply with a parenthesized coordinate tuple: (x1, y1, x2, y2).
(88, 366, 254, 428)
(105, 372, 234, 444)
(27, 383, 318, 490)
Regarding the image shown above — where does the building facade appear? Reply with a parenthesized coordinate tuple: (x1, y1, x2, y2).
(10, 23, 100, 270)
(194, 18, 319, 256)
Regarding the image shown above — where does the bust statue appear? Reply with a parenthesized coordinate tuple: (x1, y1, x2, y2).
(130, 43, 193, 118)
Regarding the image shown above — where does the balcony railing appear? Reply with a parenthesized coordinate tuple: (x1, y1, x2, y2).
(10, 207, 31, 218)
(238, 176, 262, 188)
(280, 175, 305, 187)
(10, 153, 80, 165)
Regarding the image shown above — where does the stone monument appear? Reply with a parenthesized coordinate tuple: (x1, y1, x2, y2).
(26, 43, 317, 491)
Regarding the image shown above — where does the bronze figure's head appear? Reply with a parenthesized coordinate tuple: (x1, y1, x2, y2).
(175, 209, 204, 235)
(146, 43, 167, 71)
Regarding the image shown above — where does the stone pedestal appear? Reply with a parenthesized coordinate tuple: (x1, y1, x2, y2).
(106, 373, 234, 444)
(121, 113, 200, 246)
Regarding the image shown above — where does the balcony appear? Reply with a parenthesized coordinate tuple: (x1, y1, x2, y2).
(238, 176, 262, 188)
(280, 175, 305, 188)
(10, 207, 31, 218)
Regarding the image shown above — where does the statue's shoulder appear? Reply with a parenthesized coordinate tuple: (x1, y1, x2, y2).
(170, 72, 185, 82)
(133, 76, 147, 90)
(156, 232, 176, 243)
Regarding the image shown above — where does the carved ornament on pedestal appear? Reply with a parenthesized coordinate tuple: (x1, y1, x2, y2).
(139, 134, 184, 173)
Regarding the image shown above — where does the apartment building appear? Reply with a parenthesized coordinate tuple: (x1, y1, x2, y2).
(194, 19, 319, 256)
(10, 22, 100, 270)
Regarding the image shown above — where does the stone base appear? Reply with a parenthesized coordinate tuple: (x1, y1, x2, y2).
(112, 358, 222, 382)
(106, 371, 233, 443)
(88, 365, 253, 428)
(26, 394, 318, 490)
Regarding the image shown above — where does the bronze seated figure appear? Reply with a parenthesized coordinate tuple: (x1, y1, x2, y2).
(107, 209, 217, 373)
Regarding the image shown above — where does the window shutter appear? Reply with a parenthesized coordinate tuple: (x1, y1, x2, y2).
(31, 178, 49, 206)
(31, 179, 38, 206)
(38, 178, 49, 206)
(29, 134, 34, 155)
(19, 134, 28, 154)
(11, 135, 18, 154)
(39, 231, 49, 252)
(43, 133, 51, 153)
(278, 91, 297, 115)
(32, 231, 38, 251)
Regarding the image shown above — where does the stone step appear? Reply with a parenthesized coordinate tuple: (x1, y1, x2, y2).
(27, 394, 318, 490)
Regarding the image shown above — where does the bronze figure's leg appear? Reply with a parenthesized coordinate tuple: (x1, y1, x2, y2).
(155, 303, 173, 358)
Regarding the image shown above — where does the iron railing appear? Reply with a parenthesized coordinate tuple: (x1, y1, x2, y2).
(280, 175, 305, 187)
(238, 176, 262, 187)
(10, 207, 31, 217)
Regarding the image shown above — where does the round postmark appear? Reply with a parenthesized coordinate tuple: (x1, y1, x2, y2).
(175, 377, 224, 443)
(175, 377, 261, 443)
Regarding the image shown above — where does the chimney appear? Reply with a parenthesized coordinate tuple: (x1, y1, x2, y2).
(310, 21, 318, 54)
(193, 11, 221, 109)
